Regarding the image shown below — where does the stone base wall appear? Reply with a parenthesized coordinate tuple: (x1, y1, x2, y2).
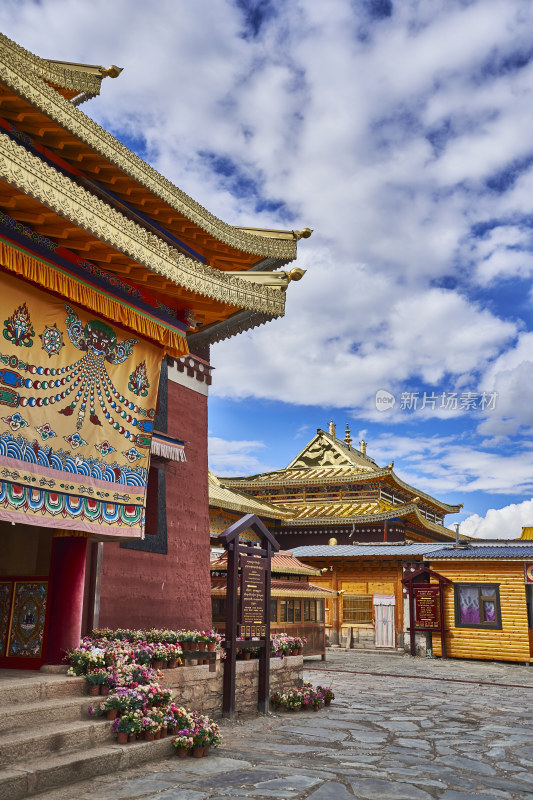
(165, 655, 303, 718)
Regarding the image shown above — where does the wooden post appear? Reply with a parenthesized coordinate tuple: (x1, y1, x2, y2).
(439, 583, 447, 658)
(258, 540, 272, 713)
(223, 540, 238, 717)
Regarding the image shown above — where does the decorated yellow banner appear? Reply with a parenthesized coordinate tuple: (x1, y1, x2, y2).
(0, 271, 162, 538)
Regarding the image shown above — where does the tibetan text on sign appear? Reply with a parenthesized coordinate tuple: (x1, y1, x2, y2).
(239, 556, 267, 638)
(414, 586, 440, 630)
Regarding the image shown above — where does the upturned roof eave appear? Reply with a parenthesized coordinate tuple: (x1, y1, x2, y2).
(0, 33, 304, 261)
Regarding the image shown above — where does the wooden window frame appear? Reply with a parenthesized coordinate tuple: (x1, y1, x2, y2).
(454, 583, 502, 630)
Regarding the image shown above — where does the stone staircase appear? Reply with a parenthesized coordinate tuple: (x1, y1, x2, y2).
(0, 670, 174, 800)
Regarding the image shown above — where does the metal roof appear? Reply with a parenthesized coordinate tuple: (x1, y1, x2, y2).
(429, 545, 533, 559)
(290, 544, 451, 558)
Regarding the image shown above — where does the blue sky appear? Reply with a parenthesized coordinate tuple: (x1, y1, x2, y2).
(2, 0, 533, 537)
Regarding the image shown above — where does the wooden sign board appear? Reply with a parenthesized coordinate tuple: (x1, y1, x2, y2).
(413, 585, 440, 630)
(239, 556, 267, 638)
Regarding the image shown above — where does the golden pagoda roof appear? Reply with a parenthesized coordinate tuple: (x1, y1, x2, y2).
(0, 33, 311, 337)
(0, 33, 308, 266)
(223, 428, 461, 516)
(208, 471, 292, 519)
(519, 526, 533, 540)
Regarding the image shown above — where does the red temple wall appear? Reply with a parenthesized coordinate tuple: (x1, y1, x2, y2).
(96, 377, 211, 632)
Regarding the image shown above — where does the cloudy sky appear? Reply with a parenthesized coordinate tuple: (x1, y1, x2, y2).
(2, 0, 533, 537)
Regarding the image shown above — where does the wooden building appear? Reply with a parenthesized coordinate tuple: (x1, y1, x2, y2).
(0, 34, 309, 668)
(426, 542, 533, 664)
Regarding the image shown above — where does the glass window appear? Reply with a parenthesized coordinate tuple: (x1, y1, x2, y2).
(317, 600, 324, 622)
(280, 600, 287, 623)
(288, 599, 294, 623)
(310, 600, 317, 621)
(454, 584, 501, 628)
(294, 599, 302, 622)
(303, 600, 310, 621)
(343, 595, 373, 624)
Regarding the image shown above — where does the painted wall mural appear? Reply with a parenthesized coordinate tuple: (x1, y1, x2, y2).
(0, 271, 162, 537)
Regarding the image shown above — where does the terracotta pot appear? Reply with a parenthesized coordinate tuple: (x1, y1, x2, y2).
(88, 685, 100, 696)
(145, 732, 155, 741)
(154, 730, 161, 740)
(100, 686, 110, 696)
(128, 733, 136, 741)
(152, 660, 163, 669)
(160, 726, 168, 738)
(192, 747, 204, 758)
(176, 746, 188, 758)
(168, 725, 177, 735)
(243, 652, 251, 661)
(167, 659, 177, 669)
(117, 731, 128, 744)
(106, 709, 118, 720)
(198, 641, 207, 651)
(324, 699, 331, 706)
(203, 746, 210, 756)
(207, 642, 217, 652)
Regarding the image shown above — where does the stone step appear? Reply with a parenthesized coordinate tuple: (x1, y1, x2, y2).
(1, 735, 175, 800)
(0, 674, 86, 707)
(0, 696, 92, 735)
(0, 717, 112, 769)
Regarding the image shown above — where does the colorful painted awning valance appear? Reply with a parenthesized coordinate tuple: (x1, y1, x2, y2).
(0, 270, 162, 539)
(150, 432, 186, 463)
(0, 212, 189, 358)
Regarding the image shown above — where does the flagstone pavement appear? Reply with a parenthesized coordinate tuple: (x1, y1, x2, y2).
(37, 650, 533, 800)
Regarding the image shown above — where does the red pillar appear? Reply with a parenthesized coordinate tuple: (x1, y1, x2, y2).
(45, 534, 88, 664)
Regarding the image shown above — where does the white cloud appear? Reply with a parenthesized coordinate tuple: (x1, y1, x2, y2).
(461, 499, 533, 539)
(208, 436, 273, 477)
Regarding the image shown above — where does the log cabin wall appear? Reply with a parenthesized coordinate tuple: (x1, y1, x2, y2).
(430, 561, 531, 663)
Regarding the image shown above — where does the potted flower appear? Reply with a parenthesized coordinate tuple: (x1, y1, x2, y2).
(83, 668, 107, 696)
(317, 685, 335, 706)
(172, 730, 194, 757)
(111, 711, 141, 743)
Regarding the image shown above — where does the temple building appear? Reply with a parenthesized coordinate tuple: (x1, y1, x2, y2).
(0, 34, 309, 668)
(217, 422, 464, 647)
(220, 422, 463, 548)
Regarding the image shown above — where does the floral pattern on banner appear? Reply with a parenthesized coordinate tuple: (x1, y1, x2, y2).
(0, 272, 161, 537)
(7, 581, 47, 658)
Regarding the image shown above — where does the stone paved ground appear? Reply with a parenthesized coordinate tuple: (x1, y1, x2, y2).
(38, 651, 533, 800)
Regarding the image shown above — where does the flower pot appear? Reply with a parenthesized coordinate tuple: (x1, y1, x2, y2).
(207, 642, 217, 652)
(176, 746, 188, 758)
(243, 652, 251, 661)
(154, 730, 161, 740)
(203, 746, 210, 756)
(88, 685, 100, 696)
(192, 747, 204, 758)
(117, 731, 128, 744)
(168, 725, 177, 735)
(145, 731, 155, 741)
(167, 659, 177, 669)
(152, 660, 163, 669)
(100, 686, 110, 696)
(128, 733, 136, 742)
(106, 709, 118, 720)
(198, 642, 207, 652)
(324, 699, 331, 706)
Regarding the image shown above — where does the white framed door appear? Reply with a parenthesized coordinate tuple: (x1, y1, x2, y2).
(374, 594, 396, 648)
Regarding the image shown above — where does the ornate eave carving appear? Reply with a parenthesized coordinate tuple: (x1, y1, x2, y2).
(0, 35, 299, 261)
(0, 33, 103, 95)
(0, 131, 286, 316)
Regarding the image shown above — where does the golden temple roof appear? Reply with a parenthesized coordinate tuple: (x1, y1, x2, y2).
(208, 471, 292, 519)
(223, 428, 461, 516)
(0, 32, 310, 339)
